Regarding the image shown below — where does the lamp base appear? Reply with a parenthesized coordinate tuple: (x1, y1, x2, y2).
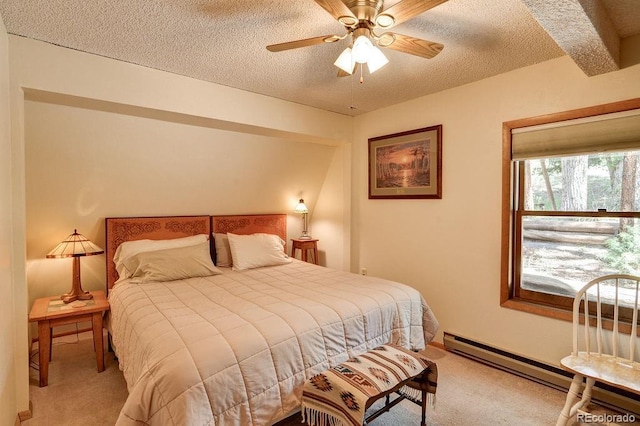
(61, 291, 93, 304)
(299, 230, 313, 240)
(61, 257, 94, 304)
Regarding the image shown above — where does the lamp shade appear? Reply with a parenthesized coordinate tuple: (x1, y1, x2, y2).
(352, 35, 374, 64)
(367, 46, 389, 73)
(46, 230, 104, 258)
(294, 199, 309, 214)
(334, 47, 355, 74)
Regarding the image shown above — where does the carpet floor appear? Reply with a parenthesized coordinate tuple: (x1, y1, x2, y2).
(21, 332, 638, 425)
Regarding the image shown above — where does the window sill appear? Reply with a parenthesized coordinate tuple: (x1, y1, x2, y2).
(501, 298, 573, 323)
(502, 298, 640, 336)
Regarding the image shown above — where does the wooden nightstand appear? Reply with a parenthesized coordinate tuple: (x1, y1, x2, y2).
(291, 238, 319, 264)
(28, 290, 110, 387)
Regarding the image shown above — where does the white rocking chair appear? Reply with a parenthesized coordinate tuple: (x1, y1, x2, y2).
(556, 274, 640, 426)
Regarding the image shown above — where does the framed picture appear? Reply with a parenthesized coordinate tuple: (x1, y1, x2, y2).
(368, 125, 442, 199)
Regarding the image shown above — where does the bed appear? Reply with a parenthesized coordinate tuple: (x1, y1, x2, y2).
(105, 214, 438, 425)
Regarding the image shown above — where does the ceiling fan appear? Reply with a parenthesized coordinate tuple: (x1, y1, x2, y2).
(266, 0, 448, 77)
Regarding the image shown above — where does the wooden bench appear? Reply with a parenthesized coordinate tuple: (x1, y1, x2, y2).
(363, 366, 437, 426)
(301, 345, 437, 426)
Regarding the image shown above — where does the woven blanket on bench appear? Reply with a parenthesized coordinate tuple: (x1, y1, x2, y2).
(301, 345, 437, 426)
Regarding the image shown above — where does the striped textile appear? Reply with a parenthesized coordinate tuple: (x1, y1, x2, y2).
(301, 345, 437, 426)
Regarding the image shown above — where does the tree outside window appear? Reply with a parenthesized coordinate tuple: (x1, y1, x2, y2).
(519, 151, 639, 301)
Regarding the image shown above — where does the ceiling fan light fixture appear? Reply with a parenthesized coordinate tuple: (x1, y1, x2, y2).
(375, 13, 395, 28)
(352, 35, 374, 64)
(334, 47, 355, 74)
(336, 35, 389, 75)
(366, 46, 388, 73)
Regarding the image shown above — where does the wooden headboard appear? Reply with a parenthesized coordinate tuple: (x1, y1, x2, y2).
(105, 215, 211, 290)
(212, 214, 287, 241)
(104, 214, 287, 291)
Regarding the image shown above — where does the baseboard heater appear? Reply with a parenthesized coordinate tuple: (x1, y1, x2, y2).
(443, 332, 640, 416)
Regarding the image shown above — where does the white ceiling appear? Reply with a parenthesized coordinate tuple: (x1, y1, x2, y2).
(0, 0, 638, 116)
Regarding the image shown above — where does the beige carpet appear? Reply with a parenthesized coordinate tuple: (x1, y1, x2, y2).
(22, 332, 637, 425)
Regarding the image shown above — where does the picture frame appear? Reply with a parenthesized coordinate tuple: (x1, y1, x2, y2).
(368, 125, 442, 199)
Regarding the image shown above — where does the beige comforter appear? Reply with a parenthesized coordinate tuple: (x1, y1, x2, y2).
(108, 260, 438, 425)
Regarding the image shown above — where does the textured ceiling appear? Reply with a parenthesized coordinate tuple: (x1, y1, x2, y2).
(0, 0, 638, 116)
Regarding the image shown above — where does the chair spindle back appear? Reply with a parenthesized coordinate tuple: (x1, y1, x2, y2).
(572, 274, 640, 362)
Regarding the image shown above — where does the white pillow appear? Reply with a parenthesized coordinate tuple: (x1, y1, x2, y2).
(114, 234, 208, 281)
(227, 233, 292, 271)
(122, 242, 221, 283)
(213, 233, 232, 267)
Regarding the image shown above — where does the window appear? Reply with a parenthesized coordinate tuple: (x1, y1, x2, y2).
(502, 99, 640, 320)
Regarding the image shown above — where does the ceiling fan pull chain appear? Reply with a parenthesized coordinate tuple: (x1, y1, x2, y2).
(351, 72, 354, 105)
(360, 65, 364, 84)
(348, 70, 357, 112)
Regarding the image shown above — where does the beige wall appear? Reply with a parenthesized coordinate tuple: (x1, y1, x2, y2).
(24, 99, 338, 300)
(9, 37, 351, 304)
(353, 56, 640, 366)
(311, 143, 351, 269)
(0, 12, 18, 426)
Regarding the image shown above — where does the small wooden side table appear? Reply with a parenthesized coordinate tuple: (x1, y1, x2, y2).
(291, 238, 319, 264)
(28, 290, 110, 387)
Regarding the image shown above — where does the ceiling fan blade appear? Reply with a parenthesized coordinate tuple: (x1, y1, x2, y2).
(267, 35, 338, 52)
(381, 0, 449, 27)
(314, 0, 357, 22)
(381, 33, 444, 59)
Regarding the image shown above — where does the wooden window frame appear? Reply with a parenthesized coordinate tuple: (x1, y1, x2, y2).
(501, 98, 640, 322)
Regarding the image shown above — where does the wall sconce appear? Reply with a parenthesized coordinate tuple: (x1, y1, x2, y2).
(294, 199, 312, 239)
(46, 230, 104, 303)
